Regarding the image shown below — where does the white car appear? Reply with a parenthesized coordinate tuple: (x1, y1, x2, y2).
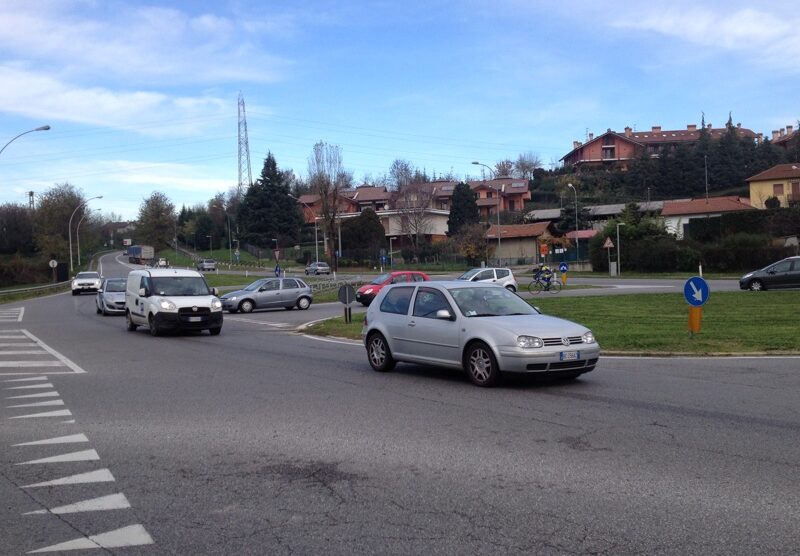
(363, 281, 599, 387)
(457, 267, 518, 292)
(125, 268, 223, 336)
(71, 271, 102, 295)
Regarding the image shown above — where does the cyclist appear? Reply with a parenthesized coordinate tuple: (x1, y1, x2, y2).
(534, 264, 554, 289)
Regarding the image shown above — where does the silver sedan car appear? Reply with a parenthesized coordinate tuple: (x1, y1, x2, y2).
(95, 278, 127, 315)
(220, 277, 313, 313)
(362, 281, 599, 387)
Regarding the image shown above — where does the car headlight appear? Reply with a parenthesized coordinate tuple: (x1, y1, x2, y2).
(158, 299, 177, 311)
(741, 272, 752, 279)
(364, 288, 373, 295)
(582, 331, 595, 344)
(517, 335, 543, 349)
(226, 296, 237, 301)
(211, 299, 223, 310)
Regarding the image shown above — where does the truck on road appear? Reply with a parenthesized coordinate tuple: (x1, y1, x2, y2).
(128, 245, 155, 265)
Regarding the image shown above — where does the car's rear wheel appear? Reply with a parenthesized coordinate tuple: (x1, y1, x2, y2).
(749, 279, 764, 291)
(367, 333, 396, 372)
(148, 315, 160, 337)
(239, 299, 254, 313)
(464, 341, 501, 387)
(125, 311, 137, 331)
(209, 327, 221, 336)
(297, 297, 311, 310)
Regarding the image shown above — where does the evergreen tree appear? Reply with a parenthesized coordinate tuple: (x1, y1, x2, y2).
(136, 192, 175, 248)
(238, 152, 303, 248)
(446, 182, 478, 236)
(340, 208, 386, 259)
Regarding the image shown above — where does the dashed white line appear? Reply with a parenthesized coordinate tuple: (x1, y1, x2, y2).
(3, 376, 49, 382)
(5, 383, 55, 390)
(0, 361, 63, 368)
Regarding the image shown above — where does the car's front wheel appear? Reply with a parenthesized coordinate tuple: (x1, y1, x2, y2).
(148, 315, 160, 337)
(749, 279, 764, 291)
(126, 311, 137, 331)
(464, 341, 501, 387)
(239, 299, 254, 313)
(297, 297, 311, 310)
(209, 327, 221, 336)
(367, 332, 396, 372)
(505, 285, 516, 293)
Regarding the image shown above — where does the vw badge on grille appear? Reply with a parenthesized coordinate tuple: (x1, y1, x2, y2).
(561, 337, 570, 346)
(192, 306, 198, 312)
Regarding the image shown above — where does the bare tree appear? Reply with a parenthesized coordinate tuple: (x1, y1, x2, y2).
(308, 141, 346, 266)
(514, 151, 542, 179)
(494, 159, 514, 177)
(394, 183, 436, 257)
(389, 159, 414, 190)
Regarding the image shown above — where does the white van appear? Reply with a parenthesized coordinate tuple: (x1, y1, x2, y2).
(125, 268, 223, 336)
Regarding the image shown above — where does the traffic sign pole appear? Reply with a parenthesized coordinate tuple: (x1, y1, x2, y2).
(683, 276, 710, 337)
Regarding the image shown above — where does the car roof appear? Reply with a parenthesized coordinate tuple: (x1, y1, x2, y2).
(386, 280, 500, 290)
(135, 269, 204, 278)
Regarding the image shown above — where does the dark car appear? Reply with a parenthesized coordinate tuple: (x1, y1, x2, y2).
(739, 256, 800, 291)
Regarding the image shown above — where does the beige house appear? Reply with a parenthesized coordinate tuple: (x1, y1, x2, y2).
(747, 164, 800, 208)
(486, 222, 553, 264)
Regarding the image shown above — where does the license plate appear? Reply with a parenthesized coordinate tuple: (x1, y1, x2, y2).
(560, 351, 579, 361)
(187, 316, 203, 322)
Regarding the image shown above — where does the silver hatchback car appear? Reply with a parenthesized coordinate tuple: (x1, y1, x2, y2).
(362, 281, 599, 387)
(220, 277, 313, 313)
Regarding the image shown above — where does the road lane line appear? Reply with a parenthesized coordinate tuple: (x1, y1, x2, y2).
(20, 330, 87, 374)
(22, 468, 116, 488)
(16, 449, 99, 465)
(6, 391, 60, 399)
(24, 493, 131, 515)
(3, 376, 49, 382)
(4, 383, 54, 390)
(300, 334, 362, 347)
(7, 399, 64, 409)
(28, 524, 154, 553)
(17, 307, 24, 322)
(9, 409, 72, 419)
(0, 361, 63, 368)
(14, 434, 89, 446)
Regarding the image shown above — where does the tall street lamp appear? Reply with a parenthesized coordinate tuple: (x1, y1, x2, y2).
(69, 195, 102, 273)
(288, 193, 318, 264)
(472, 161, 502, 263)
(212, 204, 233, 264)
(0, 125, 50, 158)
(207, 235, 213, 258)
(76, 209, 94, 267)
(567, 183, 579, 264)
(616, 222, 626, 277)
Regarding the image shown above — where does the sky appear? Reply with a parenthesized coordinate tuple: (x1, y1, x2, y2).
(0, 0, 798, 220)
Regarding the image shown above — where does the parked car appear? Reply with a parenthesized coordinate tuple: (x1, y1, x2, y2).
(356, 271, 429, 306)
(125, 268, 223, 336)
(457, 267, 518, 292)
(95, 278, 127, 315)
(71, 271, 102, 295)
(220, 277, 313, 313)
(739, 256, 800, 291)
(305, 262, 331, 275)
(196, 259, 216, 271)
(362, 282, 599, 387)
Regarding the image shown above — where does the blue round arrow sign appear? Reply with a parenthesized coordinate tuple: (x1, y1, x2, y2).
(559, 262, 569, 273)
(683, 276, 709, 307)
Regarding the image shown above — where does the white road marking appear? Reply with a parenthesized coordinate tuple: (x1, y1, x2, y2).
(61, 419, 75, 423)
(14, 434, 89, 446)
(5, 383, 54, 390)
(0, 334, 27, 339)
(6, 391, 60, 399)
(16, 449, 99, 465)
(0, 351, 50, 355)
(301, 334, 362, 347)
(23, 468, 116, 488)
(17, 307, 24, 322)
(3, 376, 49, 382)
(0, 342, 38, 347)
(20, 330, 87, 374)
(0, 361, 63, 368)
(27, 524, 154, 553)
(0, 308, 25, 322)
(24, 493, 131, 516)
(7, 399, 64, 409)
(225, 316, 293, 328)
(9, 409, 72, 419)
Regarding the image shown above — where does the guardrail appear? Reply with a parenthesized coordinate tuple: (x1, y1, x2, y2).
(0, 281, 71, 298)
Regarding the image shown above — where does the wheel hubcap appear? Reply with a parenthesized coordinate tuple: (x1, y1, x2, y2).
(469, 349, 491, 382)
(369, 339, 385, 366)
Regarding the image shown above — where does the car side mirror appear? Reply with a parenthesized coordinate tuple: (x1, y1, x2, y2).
(97, 289, 104, 293)
(138, 287, 149, 297)
(211, 287, 219, 296)
(436, 309, 455, 321)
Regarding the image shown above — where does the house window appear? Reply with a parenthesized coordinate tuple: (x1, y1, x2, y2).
(773, 183, 784, 196)
(508, 200, 515, 211)
(439, 202, 448, 210)
(791, 182, 800, 202)
(486, 191, 493, 199)
(602, 147, 616, 159)
(603, 135, 615, 146)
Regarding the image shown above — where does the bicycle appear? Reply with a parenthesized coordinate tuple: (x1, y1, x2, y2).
(527, 276, 562, 294)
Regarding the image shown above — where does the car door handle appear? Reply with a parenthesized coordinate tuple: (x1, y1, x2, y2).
(408, 321, 416, 327)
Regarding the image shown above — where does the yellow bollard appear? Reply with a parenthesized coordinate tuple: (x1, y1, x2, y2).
(688, 306, 703, 334)
(561, 272, 568, 286)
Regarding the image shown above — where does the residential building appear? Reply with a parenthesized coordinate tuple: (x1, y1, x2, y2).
(746, 163, 800, 208)
(771, 125, 798, 151)
(660, 196, 756, 239)
(561, 123, 759, 170)
(485, 222, 554, 264)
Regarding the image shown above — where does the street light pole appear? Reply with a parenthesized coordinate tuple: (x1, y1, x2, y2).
(76, 210, 92, 267)
(69, 195, 103, 273)
(616, 222, 626, 277)
(212, 204, 232, 264)
(288, 193, 318, 264)
(567, 183, 579, 264)
(472, 161, 501, 264)
(0, 125, 50, 158)
(207, 235, 213, 258)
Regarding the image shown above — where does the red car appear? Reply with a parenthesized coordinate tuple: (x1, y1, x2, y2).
(356, 271, 430, 306)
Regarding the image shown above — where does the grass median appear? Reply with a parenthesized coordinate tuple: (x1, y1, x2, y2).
(304, 291, 799, 355)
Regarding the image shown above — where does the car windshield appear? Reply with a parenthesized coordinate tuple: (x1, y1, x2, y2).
(457, 269, 482, 280)
(243, 279, 267, 291)
(371, 273, 391, 285)
(448, 286, 536, 317)
(150, 277, 211, 296)
(76, 272, 100, 279)
(104, 280, 126, 292)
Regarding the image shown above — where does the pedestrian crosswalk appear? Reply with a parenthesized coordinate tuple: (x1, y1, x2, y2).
(0, 307, 24, 322)
(0, 329, 86, 376)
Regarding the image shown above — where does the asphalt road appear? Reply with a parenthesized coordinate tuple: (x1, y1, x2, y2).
(1, 253, 798, 554)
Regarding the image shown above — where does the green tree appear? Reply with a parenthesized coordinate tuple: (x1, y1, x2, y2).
(238, 152, 303, 249)
(136, 192, 175, 248)
(446, 182, 478, 236)
(340, 208, 386, 260)
(0, 203, 36, 255)
(453, 222, 488, 265)
(34, 183, 84, 260)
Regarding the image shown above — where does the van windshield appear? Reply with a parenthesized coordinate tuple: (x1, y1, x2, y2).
(150, 277, 211, 296)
